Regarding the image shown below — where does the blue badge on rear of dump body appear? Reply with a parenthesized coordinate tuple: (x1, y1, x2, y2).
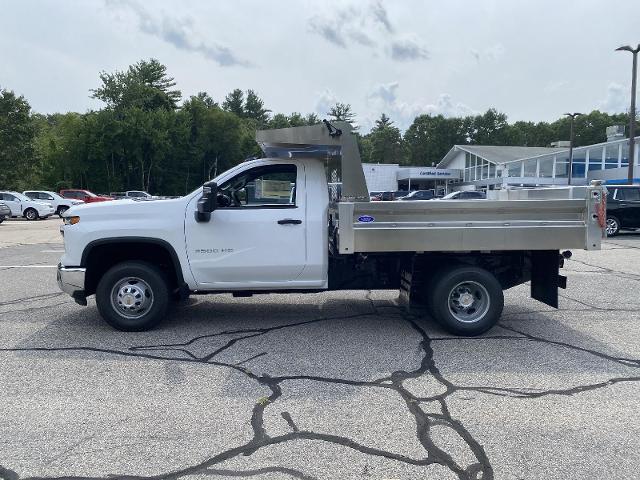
(358, 215, 375, 223)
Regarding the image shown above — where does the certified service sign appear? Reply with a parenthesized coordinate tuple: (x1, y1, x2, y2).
(358, 215, 375, 223)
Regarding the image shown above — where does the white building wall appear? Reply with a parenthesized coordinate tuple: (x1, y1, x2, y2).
(362, 163, 399, 192)
(447, 150, 467, 170)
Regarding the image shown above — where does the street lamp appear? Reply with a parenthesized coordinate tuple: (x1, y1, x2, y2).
(564, 112, 583, 185)
(616, 44, 640, 185)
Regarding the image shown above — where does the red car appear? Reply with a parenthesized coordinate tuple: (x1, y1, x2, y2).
(59, 189, 114, 203)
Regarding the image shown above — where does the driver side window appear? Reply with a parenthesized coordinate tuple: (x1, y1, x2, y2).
(219, 164, 297, 208)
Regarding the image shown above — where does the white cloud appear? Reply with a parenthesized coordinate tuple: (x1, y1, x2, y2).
(599, 82, 629, 114)
(389, 35, 429, 62)
(314, 88, 340, 117)
(105, 0, 250, 67)
(308, 1, 428, 62)
(364, 82, 476, 131)
(470, 44, 505, 63)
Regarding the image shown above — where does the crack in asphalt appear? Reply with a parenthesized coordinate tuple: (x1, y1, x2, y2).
(2, 247, 640, 479)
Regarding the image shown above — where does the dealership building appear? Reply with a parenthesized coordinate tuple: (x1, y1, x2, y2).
(363, 127, 640, 194)
(362, 163, 460, 194)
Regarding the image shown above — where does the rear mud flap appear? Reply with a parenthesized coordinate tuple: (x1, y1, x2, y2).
(530, 250, 565, 308)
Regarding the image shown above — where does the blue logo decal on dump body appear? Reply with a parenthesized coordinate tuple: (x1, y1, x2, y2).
(358, 215, 375, 223)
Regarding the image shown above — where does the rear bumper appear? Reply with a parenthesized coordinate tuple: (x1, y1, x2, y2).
(57, 263, 87, 305)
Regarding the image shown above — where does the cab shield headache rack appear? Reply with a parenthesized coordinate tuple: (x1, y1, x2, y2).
(256, 120, 369, 202)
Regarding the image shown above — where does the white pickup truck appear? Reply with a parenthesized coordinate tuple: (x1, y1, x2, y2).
(58, 121, 606, 335)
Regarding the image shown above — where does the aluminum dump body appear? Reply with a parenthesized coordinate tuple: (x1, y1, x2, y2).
(335, 185, 605, 254)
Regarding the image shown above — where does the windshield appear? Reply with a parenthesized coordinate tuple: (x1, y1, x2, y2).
(13, 192, 31, 201)
(442, 192, 459, 199)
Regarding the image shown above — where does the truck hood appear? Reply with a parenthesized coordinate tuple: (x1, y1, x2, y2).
(64, 196, 190, 219)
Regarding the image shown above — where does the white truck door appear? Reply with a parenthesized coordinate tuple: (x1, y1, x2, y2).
(185, 162, 307, 287)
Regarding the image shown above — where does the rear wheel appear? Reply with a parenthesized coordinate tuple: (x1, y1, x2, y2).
(606, 216, 620, 237)
(24, 208, 39, 220)
(57, 206, 69, 218)
(96, 261, 169, 331)
(428, 266, 504, 336)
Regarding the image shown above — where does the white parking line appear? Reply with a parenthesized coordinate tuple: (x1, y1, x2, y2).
(0, 265, 58, 268)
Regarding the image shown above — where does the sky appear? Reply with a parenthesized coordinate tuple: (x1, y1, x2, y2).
(1, 0, 639, 132)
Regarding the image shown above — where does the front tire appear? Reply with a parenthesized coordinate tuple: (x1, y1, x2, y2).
(96, 261, 169, 331)
(606, 216, 620, 237)
(24, 208, 39, 221)
(428, 266, 504, 336)
(57, 206, 69, 218)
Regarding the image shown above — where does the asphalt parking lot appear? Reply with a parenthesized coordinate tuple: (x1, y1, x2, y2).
(1, 218, 639, 480)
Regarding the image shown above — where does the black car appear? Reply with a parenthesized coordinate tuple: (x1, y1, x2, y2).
(441, 191, 487, 200)
(605, 185, 640, 236)
(400, 190, 436, 201)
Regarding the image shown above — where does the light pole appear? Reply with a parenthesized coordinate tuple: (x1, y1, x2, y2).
(564, 112, 582, 185)
(616, 44, 640, 185)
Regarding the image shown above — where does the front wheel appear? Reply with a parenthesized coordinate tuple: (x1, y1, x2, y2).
(428, 266, 504, 336)
(96, 261, 170, 331)
(57, 206, 69, 218)
(606, 216, 620, 237)
(24, 208, 39, 221)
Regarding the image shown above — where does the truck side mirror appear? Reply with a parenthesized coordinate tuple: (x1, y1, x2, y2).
(195, 181, 217, 223)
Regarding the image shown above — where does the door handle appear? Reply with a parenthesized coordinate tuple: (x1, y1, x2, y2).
(277, 219, 302, 225)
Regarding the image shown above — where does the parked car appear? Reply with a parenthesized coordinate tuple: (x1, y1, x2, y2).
(0, 202, 10, 223)
(109, 190, 156, 200)
(605, 185, 640, 236)
(394, 190, 410, 200)
(0, 191, 55, 220)
(400, 190, 436, 201)
(23, 190, 84, 217)
(369, 191, 383, 201)
(59, 189, 113, 203)
(441, 191, 486, 200)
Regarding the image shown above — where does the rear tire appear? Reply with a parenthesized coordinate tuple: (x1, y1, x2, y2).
(96, 261, 169, 331)
(24, 208, 39, 221)
(606, 216, 620, 237)
(57, 206, 69, 218)
(428, 266, 504, 336)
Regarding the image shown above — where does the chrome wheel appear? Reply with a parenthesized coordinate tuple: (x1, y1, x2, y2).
(25, 208, 37, 220)
(110, 277, 154, 319)
(448, 281, 490, 324)
(606, 218, 619, 236)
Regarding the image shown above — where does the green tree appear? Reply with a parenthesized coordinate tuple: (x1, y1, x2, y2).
(404, 114, 468, 166)
(328, 102, 356, 127)
(0, 88, 36, 189)
(368, 113, 404, 163)
(222, 89, 245, 117)
(244, 89, 270, 125)
(91, 58, 181, 111)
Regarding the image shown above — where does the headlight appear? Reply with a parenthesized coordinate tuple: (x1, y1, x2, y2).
(63, 216, 80, 225)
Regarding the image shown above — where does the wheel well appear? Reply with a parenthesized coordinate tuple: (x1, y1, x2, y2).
(83, 241, 182, 296)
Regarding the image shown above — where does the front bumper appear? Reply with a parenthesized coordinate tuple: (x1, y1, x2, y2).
(57, 263, 87, 305)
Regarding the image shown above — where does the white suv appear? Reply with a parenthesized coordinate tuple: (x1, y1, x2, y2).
(24, 190, 84, 217)
(0, 191, 55, 220)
